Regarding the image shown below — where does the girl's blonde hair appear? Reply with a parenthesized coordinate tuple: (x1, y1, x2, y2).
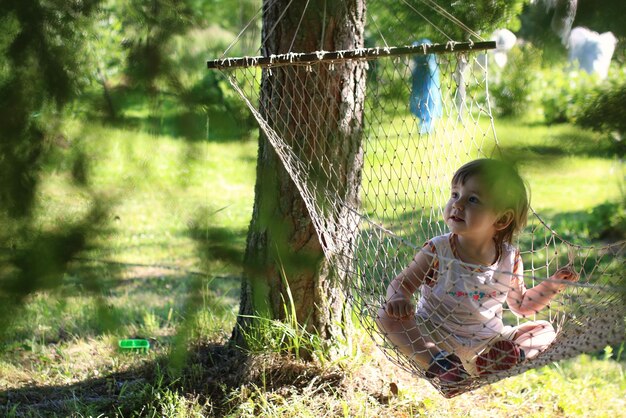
(452, 158, 529, 248)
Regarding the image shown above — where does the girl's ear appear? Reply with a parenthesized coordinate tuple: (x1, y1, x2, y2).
(495, 210, 514, 231)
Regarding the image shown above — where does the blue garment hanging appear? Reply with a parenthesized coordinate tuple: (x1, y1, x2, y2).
(410, 39, 443, 134)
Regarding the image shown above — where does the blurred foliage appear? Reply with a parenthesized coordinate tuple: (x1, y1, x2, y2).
(519, 0, 626, 63)
(573, 0, 626, 37)
(164, 26, 254, 127)
(114, 0, 195, 91)
(489, 44, 543, 118)
(570, 0, 626, 62)
(0, 0, 101, 216)
(540, 200, 626, 243)
(488, 37, 626, 157)
(576, 80, 626, 156)
(518, 1, 571, 62)
(586, 201, 626, 241)
(533, 65, 600, 124)
(537, 65, 626, 156)
(92, 0, 258, 133)
(367, 0, 527, 44)
(503, 1, 626, 157)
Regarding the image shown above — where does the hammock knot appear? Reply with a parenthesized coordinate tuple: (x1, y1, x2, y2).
(315, 50, 327, 61)
(446, 40, 458, 51)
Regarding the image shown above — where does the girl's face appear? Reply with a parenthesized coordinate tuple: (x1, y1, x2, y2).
(444, 175, 501, 241)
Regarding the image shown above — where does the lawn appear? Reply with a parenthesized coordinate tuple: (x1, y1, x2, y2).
(0, 114, 624, 417)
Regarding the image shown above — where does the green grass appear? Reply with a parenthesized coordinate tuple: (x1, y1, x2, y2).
(0, 114, 624, 417)
(495, 120, 623, 213)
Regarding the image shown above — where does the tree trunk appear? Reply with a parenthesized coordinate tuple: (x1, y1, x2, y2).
(97, 66, 117, 120)
(232, 0, 366, 357)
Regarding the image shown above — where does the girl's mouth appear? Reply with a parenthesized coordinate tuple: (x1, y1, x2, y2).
(449, 215, 464, 222)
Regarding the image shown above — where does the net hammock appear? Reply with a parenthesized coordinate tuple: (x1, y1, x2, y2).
(207, 1, 625, 398)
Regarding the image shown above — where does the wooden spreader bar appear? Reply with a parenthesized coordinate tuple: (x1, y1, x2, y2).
(207, 41, 496, 70)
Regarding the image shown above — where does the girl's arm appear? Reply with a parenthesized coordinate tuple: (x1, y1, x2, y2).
(384, 247, 435, 319)
(507, 254, 578, 317)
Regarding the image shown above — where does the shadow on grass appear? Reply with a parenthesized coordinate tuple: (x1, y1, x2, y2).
(0, 345, 235, 416)
(0, 248, 242, 347)
(107, 109, 255, 143)
(1, 357, 162, 416)
(82, 82, 257, 144)
(498, 130, 620, 160)
(0, 343, 344, 417)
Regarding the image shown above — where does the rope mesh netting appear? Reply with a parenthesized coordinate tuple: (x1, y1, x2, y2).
(208, 3, 625, 398)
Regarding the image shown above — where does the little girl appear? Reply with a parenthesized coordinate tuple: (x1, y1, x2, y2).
(376, 159, 578, 389)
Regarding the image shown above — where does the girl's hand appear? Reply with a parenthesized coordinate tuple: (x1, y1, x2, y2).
(553, 267, 579, 283)
(385, 294, 415, 319)
(550, 267, 579, 294)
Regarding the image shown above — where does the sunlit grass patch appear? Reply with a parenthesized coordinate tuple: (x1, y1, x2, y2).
(494, 121, 623, 212)
(478, 355, 626, 418)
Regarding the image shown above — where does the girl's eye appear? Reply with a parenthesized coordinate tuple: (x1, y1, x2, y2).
(451, 192, 459, 199)
(469, 196, 480, 203)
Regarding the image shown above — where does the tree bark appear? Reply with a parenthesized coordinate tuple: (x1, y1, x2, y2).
(232, 0, 366, 356)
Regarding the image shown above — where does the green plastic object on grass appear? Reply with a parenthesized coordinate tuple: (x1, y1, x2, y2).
(118, 339, 150, 352)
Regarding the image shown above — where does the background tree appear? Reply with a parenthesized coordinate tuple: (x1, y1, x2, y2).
(233, 0, 367, 355)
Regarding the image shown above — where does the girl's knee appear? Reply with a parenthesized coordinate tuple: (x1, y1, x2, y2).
(514, 320, 558, 357)
(375, 307, 394, 331)
(530, 320, 556, 336)
(533, 319, 554, 328)
(375, 307, 415, 334)
(517, 320, 555, 335)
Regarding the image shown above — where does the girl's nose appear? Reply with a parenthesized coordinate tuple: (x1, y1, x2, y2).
(453, 199, 464, 211)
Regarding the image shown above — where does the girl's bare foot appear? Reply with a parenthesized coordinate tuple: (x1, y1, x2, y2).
(476, 340, 524, 375)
